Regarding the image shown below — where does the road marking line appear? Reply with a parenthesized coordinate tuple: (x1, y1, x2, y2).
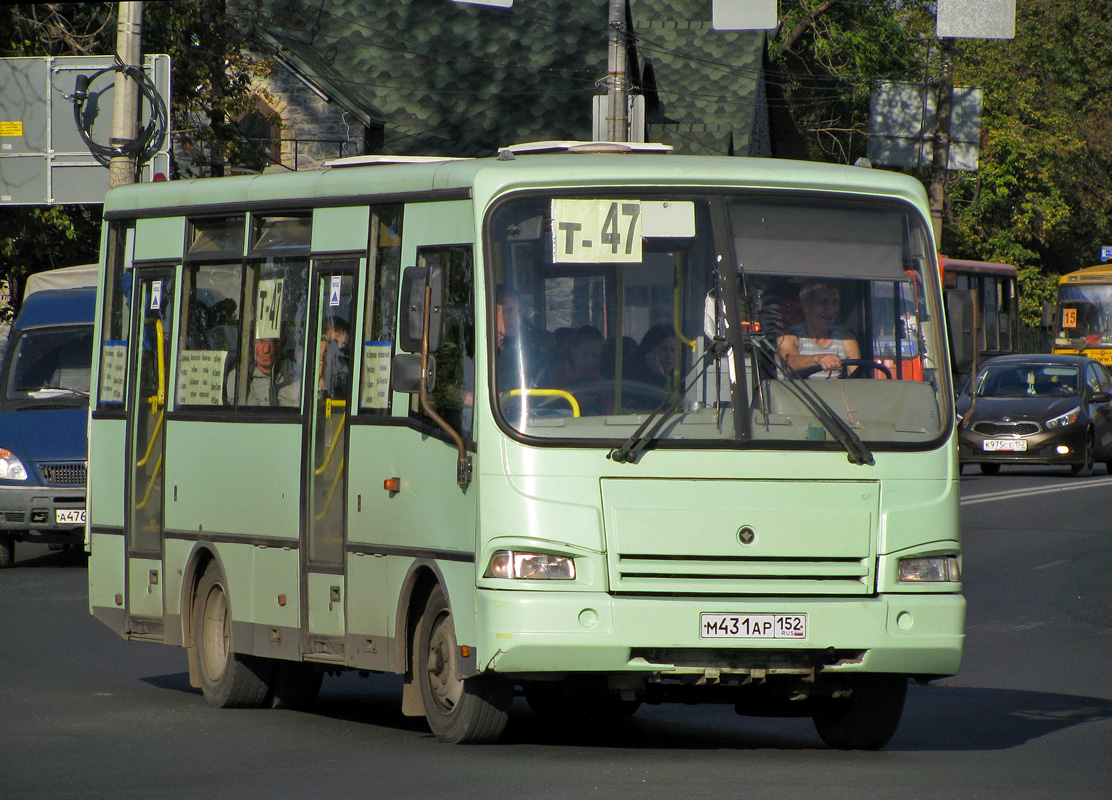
(961, 475, 1112, 505)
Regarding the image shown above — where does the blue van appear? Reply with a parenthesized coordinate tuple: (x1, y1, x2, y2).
(0, 266, 96, 567)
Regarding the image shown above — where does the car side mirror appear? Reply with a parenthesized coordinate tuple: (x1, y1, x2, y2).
(1089, 390, 1111, 403)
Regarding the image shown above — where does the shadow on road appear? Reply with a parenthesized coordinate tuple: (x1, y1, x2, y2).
(134, 670, 1112, 752)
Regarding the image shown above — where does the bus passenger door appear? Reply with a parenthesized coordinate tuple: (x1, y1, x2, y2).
(303, 267, 355, 654)
(126, 271, 175, 632)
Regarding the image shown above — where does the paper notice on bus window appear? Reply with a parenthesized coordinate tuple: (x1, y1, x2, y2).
(361, 341, 393, 409)
(177, 350, 228, 405)
(551, 199, 643, 264)
(99, 342, 128, 404)
(255, 278, 284, 339)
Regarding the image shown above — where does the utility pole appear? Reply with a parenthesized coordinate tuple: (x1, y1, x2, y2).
(605, 0, 628, 142)
(109, 1, 144, 189)
(928, 37, 955, 248)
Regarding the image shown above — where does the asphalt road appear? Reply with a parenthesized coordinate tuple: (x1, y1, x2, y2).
(1, 467, 1110, 799)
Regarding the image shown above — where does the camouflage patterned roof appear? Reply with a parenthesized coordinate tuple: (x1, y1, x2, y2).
(255, 0, 764, 157)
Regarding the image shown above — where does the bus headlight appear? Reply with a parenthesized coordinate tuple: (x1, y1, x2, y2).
(898, 556, 960, 583)
(0, 449, 29, 481)
(485, 550, 575, 580)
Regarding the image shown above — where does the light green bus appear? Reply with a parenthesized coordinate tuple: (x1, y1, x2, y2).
(87, 142, 965, 749)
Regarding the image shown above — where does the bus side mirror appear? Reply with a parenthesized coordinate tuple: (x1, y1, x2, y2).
(945, 289, 976, 375)
(1041, 301, 1055, 329)
(399, 266, 444, 354)
(391, 353, 437, 394)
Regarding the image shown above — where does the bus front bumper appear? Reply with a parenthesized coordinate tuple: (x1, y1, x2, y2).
(476, 589, 965, 679)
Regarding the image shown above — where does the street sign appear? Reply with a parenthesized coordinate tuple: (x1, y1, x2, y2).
(937, 0, 1015, 40)
(0, 54, 170, 205)
(1100, 246, 1112, 263)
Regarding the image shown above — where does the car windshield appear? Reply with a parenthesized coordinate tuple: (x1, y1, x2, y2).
(974, 364, 1080, 398)
(3, 326, 93, 407)
(486, 191, 949, 452)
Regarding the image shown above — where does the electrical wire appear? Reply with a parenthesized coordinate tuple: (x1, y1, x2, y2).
(69, 52, 168, 168)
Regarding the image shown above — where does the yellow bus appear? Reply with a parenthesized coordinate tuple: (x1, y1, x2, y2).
(87, 142, 965, 749)
(1052, 263, 1112, 365)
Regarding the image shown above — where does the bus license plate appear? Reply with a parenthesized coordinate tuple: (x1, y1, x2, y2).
(55, 509, 86, 524)
(983, 439, 1027, 452)
(700, 613, 807, 639)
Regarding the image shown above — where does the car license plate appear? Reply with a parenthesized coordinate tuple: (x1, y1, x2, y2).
(55, 509, 86, 525)
(700, 613, 807, 639)
(983, 439, 1027, 452)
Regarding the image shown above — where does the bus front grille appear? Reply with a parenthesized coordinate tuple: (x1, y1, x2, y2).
(611, 554, 871, 596)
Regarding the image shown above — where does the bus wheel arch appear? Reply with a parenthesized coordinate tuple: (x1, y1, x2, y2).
(414, 583, 511, 743)
(190, 557, 273, 708)
(396, 564, 441, 715)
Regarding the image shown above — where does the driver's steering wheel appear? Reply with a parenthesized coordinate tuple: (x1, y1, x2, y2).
(798, 359, 892, 380)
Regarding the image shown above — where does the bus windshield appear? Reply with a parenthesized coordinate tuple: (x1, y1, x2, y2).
(488, 192, 946, 450)
(1057, 283, 1112, 345)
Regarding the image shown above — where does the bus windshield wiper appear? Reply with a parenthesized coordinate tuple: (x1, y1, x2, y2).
(754, 340, 874, 466)
(609, 338, 731, 464)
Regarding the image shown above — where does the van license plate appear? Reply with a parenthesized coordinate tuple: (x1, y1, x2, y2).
(700, 613, 807, 639)
(55, 509, 86, 524)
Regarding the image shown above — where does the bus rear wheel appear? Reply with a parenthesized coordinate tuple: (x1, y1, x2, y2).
(193, 563, 273, 708)
(416, 585, 511, 743)
(811, 674, 907, 750)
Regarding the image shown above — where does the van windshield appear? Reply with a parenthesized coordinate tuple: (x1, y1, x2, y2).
(3, 326, 94, 408)
(486, 191, 948, 451)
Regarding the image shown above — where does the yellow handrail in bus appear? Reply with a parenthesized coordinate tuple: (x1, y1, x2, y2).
(155, 317, 166, 406)
(313, 456, 345, 522)
(314, 412, 347, 476)
(135, 405, 165, 468)
(135, 452, 163, 510)
(500, 388, 581, 417)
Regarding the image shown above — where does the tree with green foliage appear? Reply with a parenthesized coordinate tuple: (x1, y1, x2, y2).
(946, 1, 1112, 329)
(0, 2, 277, 318)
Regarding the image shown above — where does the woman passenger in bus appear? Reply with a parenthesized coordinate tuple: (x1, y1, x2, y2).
(777, 279, 861, 379)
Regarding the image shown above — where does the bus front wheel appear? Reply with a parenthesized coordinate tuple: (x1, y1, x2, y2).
(193, 563, 273, 708)
(416, 585, 511, 743)
(811, 674, 907, 750)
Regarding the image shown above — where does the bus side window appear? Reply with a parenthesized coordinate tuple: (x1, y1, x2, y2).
(359, 205, 403, 415)
(410, 245, 474, 439)
(176, 263, 243, 408)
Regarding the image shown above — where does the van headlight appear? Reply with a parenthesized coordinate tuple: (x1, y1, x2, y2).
(484, 550, 575, 580)
(898, 556, 960, 582)
(0, 449, 29, 481)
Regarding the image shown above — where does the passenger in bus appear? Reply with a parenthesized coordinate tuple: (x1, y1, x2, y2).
(495, 286, 546, 392)
(632, 324, 678, 388)
(227, 331, 300, 407)
(777, 279, 861, 379)
(318, 317, 351, 399)
(546, 325, 604, 387)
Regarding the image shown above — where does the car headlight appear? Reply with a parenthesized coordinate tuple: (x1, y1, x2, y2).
(1045, 406, 1081, 429)
(0, 448, 29, 481)
(898, 556, 960, 583)
(484, 550, 575, 580)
